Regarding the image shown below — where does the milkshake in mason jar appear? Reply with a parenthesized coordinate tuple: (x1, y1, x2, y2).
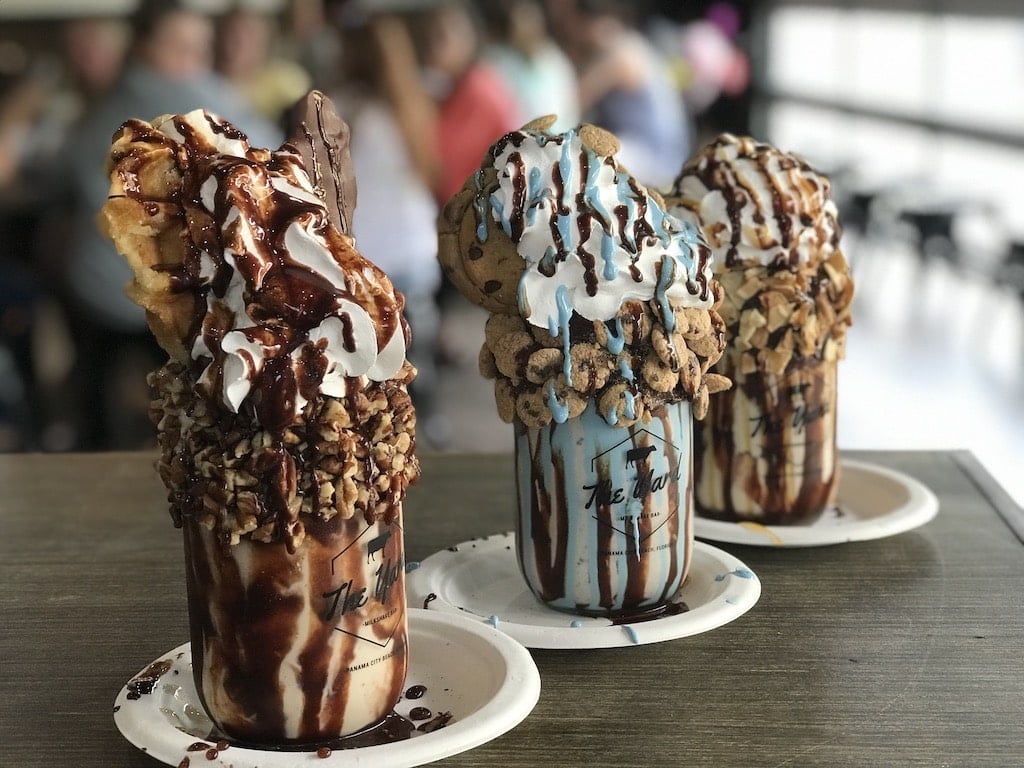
(666, 134, 854, 525)
(439, 117, 729, 616)
(515, 400, 693, 615)
(101, 95, 420, 743)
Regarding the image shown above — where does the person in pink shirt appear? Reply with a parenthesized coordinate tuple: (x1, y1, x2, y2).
(415, 0, 521, 204)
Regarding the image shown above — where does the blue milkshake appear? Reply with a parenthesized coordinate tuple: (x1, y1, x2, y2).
(436, 118, 727, 618)
(515, 400, 693, 616)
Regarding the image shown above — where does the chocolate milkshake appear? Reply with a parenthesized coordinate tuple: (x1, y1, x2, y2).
(101, 94, 419, 744)
(439, 117, 729, 616)
(666, 134, 854, 525)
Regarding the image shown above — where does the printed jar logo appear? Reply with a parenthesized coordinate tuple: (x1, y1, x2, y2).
(749, 382, 829, 438)
(321, 521, 403, 649)
(584, 429, 682, 556)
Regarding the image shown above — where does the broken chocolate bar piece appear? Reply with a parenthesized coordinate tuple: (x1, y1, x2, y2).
(286, 90, 357, 236)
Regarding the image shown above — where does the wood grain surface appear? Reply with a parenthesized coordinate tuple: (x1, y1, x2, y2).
(1, 450, 1021, 767)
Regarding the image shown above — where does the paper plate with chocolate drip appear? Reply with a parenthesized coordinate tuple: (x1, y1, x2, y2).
(694, 459, 939, 547)
(406, 533, 760, 649)
(113, 609, 540, 767)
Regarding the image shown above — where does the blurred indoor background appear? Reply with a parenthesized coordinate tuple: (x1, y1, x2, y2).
(0, 0, 1021, 504)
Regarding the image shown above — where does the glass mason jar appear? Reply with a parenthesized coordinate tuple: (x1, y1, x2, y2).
(694, 351, 839, 525)
(182, 509, 408, 745)
(514, 400, 693, 617)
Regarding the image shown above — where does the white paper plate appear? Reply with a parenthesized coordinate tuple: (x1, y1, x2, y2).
(406, 533, 760, 649)
(113, 609, 540, 768)
(694, 458, 939, 548)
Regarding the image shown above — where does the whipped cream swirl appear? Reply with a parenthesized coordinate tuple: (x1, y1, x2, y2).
(478, 128, 714, 330)
(151, 110, 407, 426)
(667, 133, 841, 270)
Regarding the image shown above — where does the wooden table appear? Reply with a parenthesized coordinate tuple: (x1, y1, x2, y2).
(2, 450, 1022, 766)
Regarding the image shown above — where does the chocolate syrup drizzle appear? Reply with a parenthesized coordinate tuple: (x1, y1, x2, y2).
(677, 135, 839, 269)
(694, 357, 837, 524)
(112, 97, 413, 550)
(484, 127, 713, 310)
(518, 406, 687, 617)
(184, 512, 408, 745)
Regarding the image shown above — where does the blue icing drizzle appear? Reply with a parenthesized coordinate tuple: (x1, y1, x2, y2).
(624, 625, 640, 644)
(650, 208, 672, 245)
(624, 390, 636, 420)
(605, 404, 619, 425)
(666, 217, 707, 295)
(618, 356, 634, 382)
(613, 171, 639, 252)
(555, 284, 573, 386)
(715, 568, 756, 582)
(539, 245, 558, 276)
(473, 169, 487, 240)
(473, 195, 489, 243)
(546, 380, 569, 424)
(524, 164, 549, 228)
(603, 317, 625, 355)
(654, 254, 677, 333)
(585, 158, 613, 219)
(528, 165, 543, 200)
(491, 194, 511, 238)
(599, 232, 618, 280)
(648, 195, 683, 247)
(556, 208, 575, 254)
(558, 129, 575, 210)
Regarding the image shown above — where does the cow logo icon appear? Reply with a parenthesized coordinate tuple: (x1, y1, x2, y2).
(624, 444, 657, 467)
(583, 429, 682, 556)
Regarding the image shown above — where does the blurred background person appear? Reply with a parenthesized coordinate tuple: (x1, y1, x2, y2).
(0, 17, 131, 450)
(216, 5, 313, 126)
(647, 1, 751, 146)
(407, 0, 521, 394)
(552, 0, 692, 188)
(289, 0, 344, 91)
(479, 0, 579, 130)
(0, 18, 130, 192)
(332, 7, 449, 446)
(57, 0, 279, 450)
(675, 3, 750, 123)
(412, 0, 520, 205)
